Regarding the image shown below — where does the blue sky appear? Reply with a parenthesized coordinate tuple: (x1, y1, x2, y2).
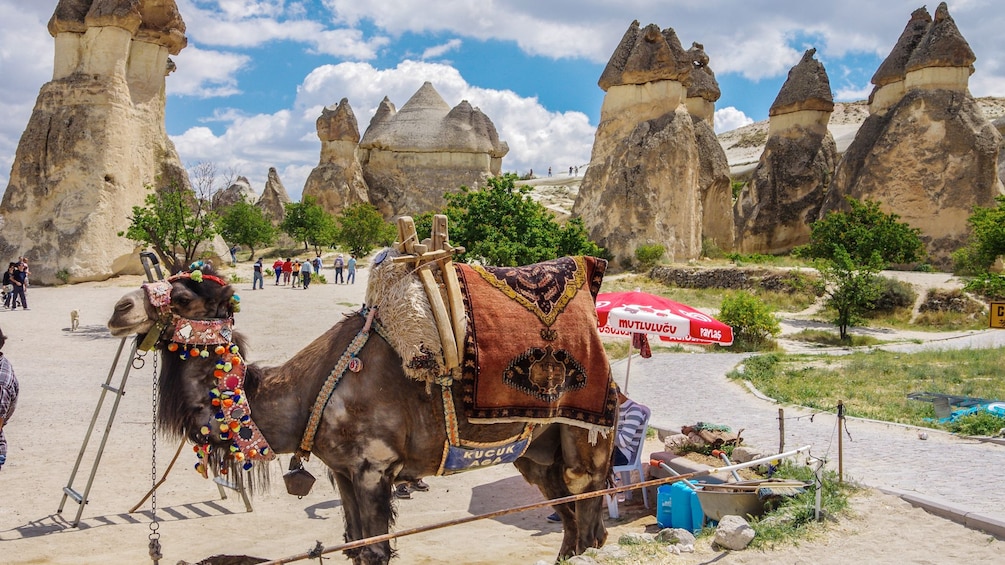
(2, 1, 1003, 202)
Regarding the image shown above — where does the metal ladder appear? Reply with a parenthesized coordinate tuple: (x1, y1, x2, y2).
(57, 252, 251, 526)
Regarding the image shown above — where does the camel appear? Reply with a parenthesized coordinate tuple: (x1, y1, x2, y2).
(107, 262, 615, 564)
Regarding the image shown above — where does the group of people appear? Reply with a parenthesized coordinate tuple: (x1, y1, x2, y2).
(263, 257, 324, 289)
(1, 257, 30, 310)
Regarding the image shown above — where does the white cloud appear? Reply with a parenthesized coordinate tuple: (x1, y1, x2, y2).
(421, 39, 463, 60)
(169, 46, 251, 98)
(835, 83, 873, 102)
(179, 0, 388, 59)
(714, 107, 754, 134)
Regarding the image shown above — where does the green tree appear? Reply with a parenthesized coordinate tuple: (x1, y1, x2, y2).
(953, 195, 1005, 275)
(334, 202, 395, 257)
(216, 198, 276, 261)
(437, 174, 604, 266)
(796, 197, 924, 265)
(280, 196, 337, 255)
(718, 291, 780, 350)
(119, 182, 218, 273)
(817, 247, 884, 340)
(796, 197, 923, 341)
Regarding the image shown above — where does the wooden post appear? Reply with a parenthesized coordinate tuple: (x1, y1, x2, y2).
(837, 400, 844, 484)
(777, 408, 785, 454)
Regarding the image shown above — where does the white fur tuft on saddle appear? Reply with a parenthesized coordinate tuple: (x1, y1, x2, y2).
(364, 247, 461, 383)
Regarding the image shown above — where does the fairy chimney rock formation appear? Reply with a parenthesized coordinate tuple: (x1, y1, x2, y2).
(359, 82, 509, 217)
(573, 20, 707, 266)
(734, 48, 838, 255)
(822, 2, 1003, 268)
(302, 98, 369, 216)
(257, 167, 291, 223)
(684, 42, 734, 252)
(0, 0, 189, 284)
(212, 176, 257, 210)
(768, 49, 835, 136)
(685, 42, 720, 127)
(869, 7, 932, 114)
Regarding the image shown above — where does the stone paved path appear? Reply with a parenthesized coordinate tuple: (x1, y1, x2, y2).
(620, 336, 1005, 526)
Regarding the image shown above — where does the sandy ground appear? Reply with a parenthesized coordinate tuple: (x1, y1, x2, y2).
(1, 262, 1003, 564)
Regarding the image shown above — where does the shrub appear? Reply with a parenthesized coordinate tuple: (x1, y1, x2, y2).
(702, 238, 727, 260)
(963, 273, 1005, 300)
(946, 410, 1005, 436)
(634, 244, 666, 271)
(868, 276, 917, 313)
(55, 269, 71, 284)
(718, 291, 781, 350)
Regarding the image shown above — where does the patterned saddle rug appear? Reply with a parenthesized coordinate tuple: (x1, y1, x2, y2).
(457, 256, 617, 431)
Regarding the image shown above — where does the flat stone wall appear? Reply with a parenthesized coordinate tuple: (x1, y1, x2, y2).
(649, 266, 822, 294)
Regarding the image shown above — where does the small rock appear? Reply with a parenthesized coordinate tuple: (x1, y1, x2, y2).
(730, 446, 765, 463)
(714, 515, 756, 550)
(918, 432, 928, 440)
(565, 556, 598, 565)
(618, 532, 655, 545)
(656, 528, 696, 546)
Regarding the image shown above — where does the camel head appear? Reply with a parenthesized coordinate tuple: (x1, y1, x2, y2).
(108, 262, 237, 338)
(106, 263, 255, 461)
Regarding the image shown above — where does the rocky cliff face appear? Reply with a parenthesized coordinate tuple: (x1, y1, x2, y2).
(257, 167, 291, 224)
(302, 98, 369, 216)
(822, 3, 1004, 268)
(0, 0, 188, 284)
(734, 49, 838, 254)
(359, 82, 509, 217)
(574, 21, 725, 266)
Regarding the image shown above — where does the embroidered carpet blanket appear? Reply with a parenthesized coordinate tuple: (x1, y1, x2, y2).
(457, 256, 617, 431)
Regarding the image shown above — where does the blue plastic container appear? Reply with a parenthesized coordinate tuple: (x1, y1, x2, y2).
(656, 484, 673, 528)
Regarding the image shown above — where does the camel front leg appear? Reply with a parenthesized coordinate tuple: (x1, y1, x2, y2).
(346, 465, 397, 565)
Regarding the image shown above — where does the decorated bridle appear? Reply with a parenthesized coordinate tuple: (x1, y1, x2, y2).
(140, 262, 275, 477)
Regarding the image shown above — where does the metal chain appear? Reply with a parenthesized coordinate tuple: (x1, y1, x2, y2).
(148, 352, 162, 564)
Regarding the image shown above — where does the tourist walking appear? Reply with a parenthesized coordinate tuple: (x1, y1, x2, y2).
(282, 258, 292, 285)
(252, 258, 264, 290)
(300, 258, 313, 289)
(0, 326, 18, 471)
(272, 258, 284, 285)
(347, 255, 357, 284)
(291, 259, 301, 288)
(312, 256, 322, 275)
(2, 264, 15, 309)
(9, 263, 27, 310)
(334, 254, 345, 284)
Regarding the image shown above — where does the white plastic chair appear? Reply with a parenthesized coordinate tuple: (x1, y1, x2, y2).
(606, 404, 652, 518)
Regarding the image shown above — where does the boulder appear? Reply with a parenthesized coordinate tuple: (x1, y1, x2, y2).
(359, 82, 508, 217)
(212, 176, 257, 210)
(574, 21, 707, 267)
(822, 3, 1004, 269)
(256, 167, 291, 224)
(714, 515, 756, 550)
(734, 49, 838, 254)
(0, 0, 189, 284)
(302, 97, 369, 216)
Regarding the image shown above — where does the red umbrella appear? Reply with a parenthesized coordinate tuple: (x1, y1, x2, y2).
(596, 290, 733, 392)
